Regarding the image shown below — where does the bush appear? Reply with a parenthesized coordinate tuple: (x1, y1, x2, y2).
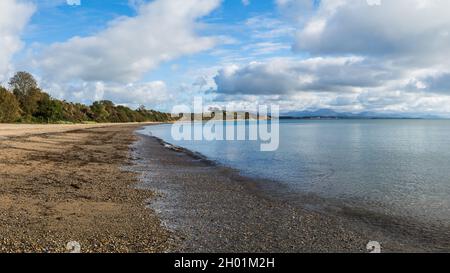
(0, 87, 21, 123)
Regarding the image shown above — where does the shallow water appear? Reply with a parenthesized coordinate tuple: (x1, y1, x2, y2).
(139, 120, 450, 232)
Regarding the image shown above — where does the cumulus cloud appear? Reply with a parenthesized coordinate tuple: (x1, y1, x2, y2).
(37, 0, 221, 83)
(211, 83, 450, 116)
(212, 53, 450, 115)
(7, 0, 450, 115)
(44, 80, 173, 108)
(207, 0, 450, 115)
(408, 73, 450, 94)
(289, 0, 450, 63)
(0, 0, 35, 82)
(214, 57, 397, 95)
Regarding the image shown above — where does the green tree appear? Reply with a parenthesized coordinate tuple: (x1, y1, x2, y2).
(0, 87, 21, 123)
(90, 101, 110, 122)
(21, 87, 44, 117)
(8, 72, 43, 117)
(35, 94, 64, 123)
(1, 71, 174, 124)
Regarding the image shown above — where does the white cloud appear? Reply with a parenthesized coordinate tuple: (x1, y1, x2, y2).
(37, 0, 221, 83)
(208, 0, 450, 115)
(212, 83, 450, 116)
(66, 0, 80, 6)
(7, 0, 450, 115)
(100, 81, 172, 107)
(211, 55, 450, 115)
(242, 42, 291, 56)
(128, 0, 146, 10)
(276, 0, 316, 23)
(0, 0, 35, 82)
(288, 0, 450, 64)
(214, 57, 397, 95)
(43, 80, 173, 109)
(245, 15, 296, 40)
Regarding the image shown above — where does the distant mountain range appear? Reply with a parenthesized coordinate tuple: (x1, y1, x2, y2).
(281, 109, 444, 119)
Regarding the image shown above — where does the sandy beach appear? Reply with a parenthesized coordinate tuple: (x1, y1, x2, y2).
(0, 123, 150, 138)
(0, 123, 172, 252)
(0, 123, 439, 253)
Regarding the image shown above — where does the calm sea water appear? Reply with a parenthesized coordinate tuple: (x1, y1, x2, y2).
(139, 120, 450, 228)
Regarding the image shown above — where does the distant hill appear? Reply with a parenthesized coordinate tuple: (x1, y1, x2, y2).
(281, 109, 443, 119)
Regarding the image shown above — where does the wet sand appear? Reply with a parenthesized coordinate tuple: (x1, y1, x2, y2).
(0, 124, 172, 252)
(131, 131, 430, 253)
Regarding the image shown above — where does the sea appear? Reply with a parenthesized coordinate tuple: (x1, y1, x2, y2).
(139, 119, 450, 239)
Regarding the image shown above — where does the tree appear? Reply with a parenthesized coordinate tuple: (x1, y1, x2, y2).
(0, 87, 21, 123)
(9, 71, 38, 98)
(1, 71, 174, 124)
(9, 72, 42, 117)
(34, 94, 64, 123)
(21, 87, 44, 116)
(90, 101, 110, 122)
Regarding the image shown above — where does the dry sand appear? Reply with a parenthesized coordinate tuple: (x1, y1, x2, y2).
(0, 123, 172, 253)
(0, 123, 157, 138)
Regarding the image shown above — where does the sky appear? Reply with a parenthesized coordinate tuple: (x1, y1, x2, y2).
(2, 0, 450, 116)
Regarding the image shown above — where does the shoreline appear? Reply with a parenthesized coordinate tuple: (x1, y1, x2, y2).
(132, 129, 434, 253)
(0, 124, 172, 252)
(0, 123, 447, 252)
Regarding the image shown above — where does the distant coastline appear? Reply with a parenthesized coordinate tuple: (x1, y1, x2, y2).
(280, 108, 446, 120)
(279, 116, 430, 120)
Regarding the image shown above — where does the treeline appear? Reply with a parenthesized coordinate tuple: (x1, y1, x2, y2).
(0, 72, 173, 123)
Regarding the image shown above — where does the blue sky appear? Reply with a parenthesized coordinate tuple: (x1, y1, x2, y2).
(25, 1, 135, 43)
(2, 0, 450, 116)
(21, 0, 296, 109)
